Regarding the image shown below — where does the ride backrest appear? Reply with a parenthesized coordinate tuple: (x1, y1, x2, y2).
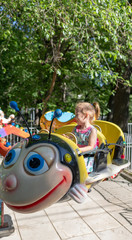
(40, 111, 76, 132)
(55, 123, 112, 166)
(93, 120, 125, 160)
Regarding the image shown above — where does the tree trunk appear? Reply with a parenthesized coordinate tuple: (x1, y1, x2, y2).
(107, 83, 130, 132)
(42, 70, 57, 114)
(107, 62, 132, 132)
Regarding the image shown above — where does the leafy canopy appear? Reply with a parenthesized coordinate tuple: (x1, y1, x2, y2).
(0, 0, 131, 115)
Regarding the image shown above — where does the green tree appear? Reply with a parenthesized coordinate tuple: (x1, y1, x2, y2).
(0, 0, 131, 130)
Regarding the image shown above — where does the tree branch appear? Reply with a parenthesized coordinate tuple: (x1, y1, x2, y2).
(42, 69, 57, 114)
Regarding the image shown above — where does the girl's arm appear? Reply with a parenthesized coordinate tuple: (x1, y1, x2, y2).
(79, 128, 97, 153)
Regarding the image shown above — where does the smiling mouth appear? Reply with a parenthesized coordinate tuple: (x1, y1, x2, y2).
(6, 176, 66, 211)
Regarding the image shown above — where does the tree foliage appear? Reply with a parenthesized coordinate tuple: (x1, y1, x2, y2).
(0, 0, 132, 122)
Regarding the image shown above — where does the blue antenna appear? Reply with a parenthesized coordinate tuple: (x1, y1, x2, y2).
(48, 109, 62, 140)
(9, 101, 20, 112)
(9, 101, 32, 139)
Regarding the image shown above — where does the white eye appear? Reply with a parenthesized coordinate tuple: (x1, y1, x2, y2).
(3, 148, 21, 168)
(24, 152, 49, 175)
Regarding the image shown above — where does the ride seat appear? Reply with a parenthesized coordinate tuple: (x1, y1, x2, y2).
(93, 120, 125, 161)
(55, 123, 111, 172)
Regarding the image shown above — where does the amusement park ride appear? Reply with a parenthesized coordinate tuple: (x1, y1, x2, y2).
(0, 101, 130, 215)
(0, 109, 29, 156)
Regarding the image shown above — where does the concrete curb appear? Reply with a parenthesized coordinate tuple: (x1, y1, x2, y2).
(120, 169, 132, 183)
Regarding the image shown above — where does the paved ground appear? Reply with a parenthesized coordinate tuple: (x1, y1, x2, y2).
(1, 175, 132, 240)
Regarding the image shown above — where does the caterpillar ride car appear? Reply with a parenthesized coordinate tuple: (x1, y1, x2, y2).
(0, 102, 130, 214)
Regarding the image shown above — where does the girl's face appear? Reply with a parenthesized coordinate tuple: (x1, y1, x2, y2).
(75, 110, 86, 125)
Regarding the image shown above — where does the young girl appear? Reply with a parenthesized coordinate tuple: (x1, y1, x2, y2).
(73, 102, 99, 173)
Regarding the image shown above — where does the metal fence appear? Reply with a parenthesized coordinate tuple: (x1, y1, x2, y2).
(124, 133, 132, 170)
(125, 122, 132, 170)
(128, 123, 132, 136)
(5, 127, 39, 146)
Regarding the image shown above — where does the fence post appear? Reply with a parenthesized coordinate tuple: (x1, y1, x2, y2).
(124, 133, 132, 170)
(0, 200, 4, 228)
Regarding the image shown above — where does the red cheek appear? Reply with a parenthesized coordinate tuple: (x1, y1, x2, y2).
(4, 175, 17, 191)
(62, 169, 73, 186)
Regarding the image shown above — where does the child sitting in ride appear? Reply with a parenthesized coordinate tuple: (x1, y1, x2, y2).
(73, 102, 100, 173)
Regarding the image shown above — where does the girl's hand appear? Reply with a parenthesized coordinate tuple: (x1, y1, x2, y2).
(62, 132, 77, 144)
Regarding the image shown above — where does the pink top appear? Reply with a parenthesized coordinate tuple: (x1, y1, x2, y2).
(73, 125, 98, 148)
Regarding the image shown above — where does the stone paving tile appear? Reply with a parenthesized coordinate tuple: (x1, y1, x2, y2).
(125, 224, 132, 233)
(110, 210, 132, 227)
(45, 202, 79, 222)
(69, 198, 105, 217)
(52, 217, 93, 239)
(99, 178, 132, 193)
(83, 212, 121, 232)
(0, 232, 20, 240)
(121, 184, 132, 191)
(69, 194, 94, 206)
(14, 210, 61, 240)
(94, 182, 132, 205)
(91, 188, 122, 206)
(95, 199, 124, 212)
(96, 226, 132, 240)
(115, 182, 132, 192)
(126, 203, 132, 209)
(99, 180, 121, 189)
(106, 187, 132, 201)
(95, 187, 120, 200)
(18, 224, 61, 240)
(85, 188, 106, 201)
(68, 233, 100, 240)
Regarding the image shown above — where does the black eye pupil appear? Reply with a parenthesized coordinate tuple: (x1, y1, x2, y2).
(5, 153, 12, 163)
(29, 158, 40, 168)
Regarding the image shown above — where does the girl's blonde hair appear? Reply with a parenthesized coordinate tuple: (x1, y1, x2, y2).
(75, 102, 95, 123)
(75, 101, 100, 123)
(93, 102, 100, 120)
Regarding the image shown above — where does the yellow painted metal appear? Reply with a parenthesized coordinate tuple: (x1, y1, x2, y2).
(52, 133, 88, 185)
(53, 120, 125, 187)
(40, 111, 76, 131)
(93, 120, 125, 160)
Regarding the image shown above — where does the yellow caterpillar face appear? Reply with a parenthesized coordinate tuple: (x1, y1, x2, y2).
(0, 133, 87, 213)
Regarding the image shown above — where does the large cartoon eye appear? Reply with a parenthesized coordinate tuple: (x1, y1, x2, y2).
(24, 152, 49, 175)
(3, 148, 21, 168)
